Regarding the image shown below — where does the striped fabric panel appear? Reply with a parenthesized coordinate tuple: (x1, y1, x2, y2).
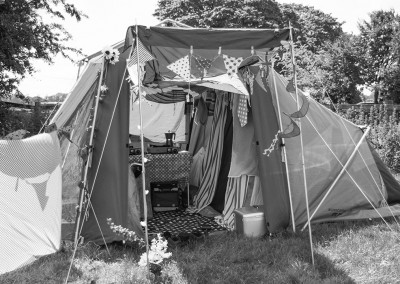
(222, 175, 250, 229)
(221, 175, 263, 229)
(193, 93, 228, 210)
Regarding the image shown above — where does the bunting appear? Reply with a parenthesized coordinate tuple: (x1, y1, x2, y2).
(166, 55, 193, 81)
(192, 55, 213, 78)
(126, 39, 154, 86)
(128, 39, 155, 66)
(223, 54, 243, 77)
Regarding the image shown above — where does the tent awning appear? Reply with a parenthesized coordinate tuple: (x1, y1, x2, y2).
(123, 25, 290, 98)
(124, 25, 290, 50)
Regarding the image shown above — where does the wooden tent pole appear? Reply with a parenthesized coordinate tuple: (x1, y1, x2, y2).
(74, 57, 105, 245)
(289, 22, 314, 265)
(135, 23, 151, 278)
(271, 60, 296, 233)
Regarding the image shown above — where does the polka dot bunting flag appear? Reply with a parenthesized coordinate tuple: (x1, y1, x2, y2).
(193, 55, 213, 78)
(167, 55, 193, 81)
(223, 54, 243, 77)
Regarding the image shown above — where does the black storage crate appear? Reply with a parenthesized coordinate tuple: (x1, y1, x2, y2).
(150, 181, 180, 210)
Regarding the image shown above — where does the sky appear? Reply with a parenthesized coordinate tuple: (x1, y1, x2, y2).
(18, 0, 400, 98)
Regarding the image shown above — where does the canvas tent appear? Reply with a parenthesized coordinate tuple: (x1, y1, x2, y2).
(51, 25, 400, 246)
(0, 131, 62, 274)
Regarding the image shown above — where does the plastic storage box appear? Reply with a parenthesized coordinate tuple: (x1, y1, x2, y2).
(234, 206, 267, 237)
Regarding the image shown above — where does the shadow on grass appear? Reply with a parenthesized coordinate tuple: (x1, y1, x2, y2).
(0, 246, 83, 284)
(2, 218, 397, 283)
(171, 229, 357, 284)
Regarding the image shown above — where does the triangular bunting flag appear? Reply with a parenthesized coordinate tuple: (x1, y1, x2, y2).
(223, 54, 243, 77)
(126, 62, 145, 86)
(167, 55, 193, 81)
(207, 55, 227, 77)
(193, 55, 213, 78)
(128, 39, 155, 67)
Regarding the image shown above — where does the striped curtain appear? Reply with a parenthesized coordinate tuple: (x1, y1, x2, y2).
(193, 92, 228, 210)
(221, 175, 262, 229)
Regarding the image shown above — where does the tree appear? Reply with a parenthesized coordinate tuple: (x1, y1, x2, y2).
(154, 1, 366, 103)
(279, 3, 343, 52)
(0, 0, 85, 98)
(154, 0, 283, 28)
(358, 9, 400, 103)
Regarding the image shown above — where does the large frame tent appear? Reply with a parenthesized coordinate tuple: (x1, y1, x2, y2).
(52, 24, 400, 249)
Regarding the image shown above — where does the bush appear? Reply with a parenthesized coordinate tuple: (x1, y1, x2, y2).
(339, 104, 400, 173)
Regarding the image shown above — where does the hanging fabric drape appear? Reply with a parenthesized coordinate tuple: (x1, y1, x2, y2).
(144, 93, 187, 104)
(228, 93, 258, 177)
(221, 175, 263, 229)
(188, 96, 208, 156)
(193, 92, 228, 211)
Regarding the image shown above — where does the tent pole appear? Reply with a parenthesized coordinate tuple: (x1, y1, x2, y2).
(301, 126, 371, 231)
(135, 23, 151, 278)
(74, 58, 105, 245)
(271, 60, 296, 233)
(61, 115, 79, 169)
(289, 22, 314, 265)
(77, 61, 83, 81)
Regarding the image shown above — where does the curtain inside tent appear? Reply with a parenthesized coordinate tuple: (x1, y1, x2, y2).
(210, 106, 233, 213)
(129, 100, 186, 143)
(193, 92, 229, 210)
(222, 175, 263, 228)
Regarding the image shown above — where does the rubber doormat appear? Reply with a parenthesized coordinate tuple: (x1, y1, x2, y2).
(146, 209, 226, 236)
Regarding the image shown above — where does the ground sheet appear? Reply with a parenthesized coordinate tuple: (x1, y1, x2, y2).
(146, 209, 225, 236)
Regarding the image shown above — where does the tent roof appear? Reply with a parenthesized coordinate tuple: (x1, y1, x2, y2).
(123, 25, 290, 97)
(124, 25, 290, 50)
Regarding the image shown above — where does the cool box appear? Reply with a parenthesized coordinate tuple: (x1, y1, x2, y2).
(234, 206, 267, 237)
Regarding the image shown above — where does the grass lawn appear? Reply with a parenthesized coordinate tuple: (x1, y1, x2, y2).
(1, 218, 400, 284)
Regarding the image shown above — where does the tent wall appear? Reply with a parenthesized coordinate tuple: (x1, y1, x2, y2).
(81, 49, 131, 244)
(249, 65, 290, 233)
(59, 80, 97, 204)
(367, 142, 400, 204)
(51, 60, 102, 129)
(271, 72, 390, 227)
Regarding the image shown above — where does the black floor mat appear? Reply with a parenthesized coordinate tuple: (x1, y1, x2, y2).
(146, 209, 226, 236)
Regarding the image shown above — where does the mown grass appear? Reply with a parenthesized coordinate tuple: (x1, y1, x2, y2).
(1, 218, 400, 284)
